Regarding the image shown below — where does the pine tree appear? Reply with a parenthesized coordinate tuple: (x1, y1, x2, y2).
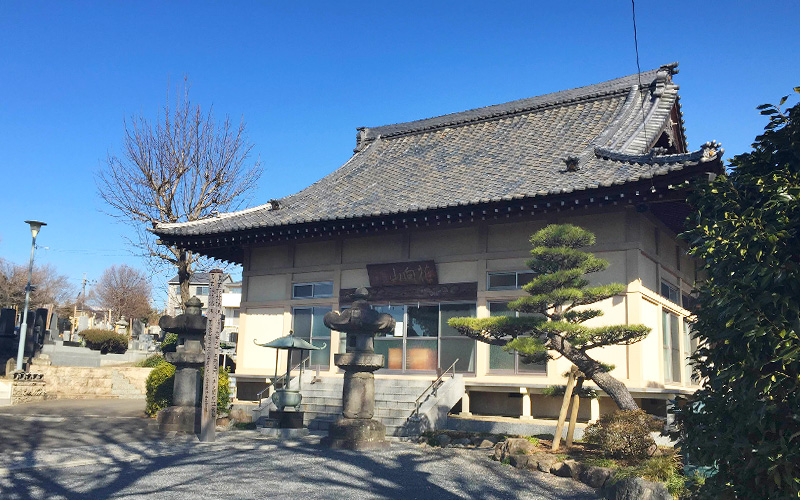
(449, 224, 649, 410)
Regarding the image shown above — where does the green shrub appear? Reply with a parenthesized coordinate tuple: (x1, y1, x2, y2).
(584, 409, 662, 459)
(218, 367, 231, 414)
(144, 361, 232, 417)
(145, 360, 175, 416)
(81, 329, 129, 354)
(136, 354, 164, 367)
(609, 453, 687, 499)
(525, 436, 540, 446)
(160, 332, 177, 352)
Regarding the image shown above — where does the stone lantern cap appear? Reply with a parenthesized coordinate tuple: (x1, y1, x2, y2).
(158, 296, 207, 337)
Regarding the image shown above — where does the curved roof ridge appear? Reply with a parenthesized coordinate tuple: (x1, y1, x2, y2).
(595, 140, 724, 165)
(355, 67, 663, 149)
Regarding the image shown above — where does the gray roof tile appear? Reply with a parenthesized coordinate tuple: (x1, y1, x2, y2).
(154, 63, 721, 239)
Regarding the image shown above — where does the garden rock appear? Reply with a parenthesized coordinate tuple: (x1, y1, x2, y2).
(600, 477, 671, 500)
(509, 454, 530, 469)
(475, 438, 496, 449)
(437, 434, 452, 447)
(579, 465, 613, 488)
(562, 460, 584, 480)
(493, 438, 538, 462)
(536, 454, 559, 472)
(453, 437, 472, 447)
(550, 462, 567, 476)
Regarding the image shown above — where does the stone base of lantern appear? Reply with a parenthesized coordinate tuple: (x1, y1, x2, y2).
(322, 417, 389, 450)
(156, 406, 201, 434)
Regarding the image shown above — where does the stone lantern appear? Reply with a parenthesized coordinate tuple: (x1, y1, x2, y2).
(322, 287, 395, 450)
(156, 296, 207, 433)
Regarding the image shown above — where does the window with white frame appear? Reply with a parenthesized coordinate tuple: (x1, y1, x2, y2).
(487, 301, 546, 374)
(487, 271, 536, 291)
(662, 310, 682, 383)
(660, 281, 680, 305)
(292, 281, 334, 299)
(291, 306, 332, 369)
(195, 286, 210, 296)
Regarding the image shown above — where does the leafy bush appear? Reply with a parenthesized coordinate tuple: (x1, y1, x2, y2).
(583, 409, 662, 458)
(136, 354, 164, 367)
(81, 329, 129, 354)
(218, 367, 231, 414)
(679, 90, 800, 499)
(610, 453, 687, 499)
(160, 332, 177, 352)
(144, 360, 232, 417)
(525, 436, 540, 446)
(145, 360, 175, 416)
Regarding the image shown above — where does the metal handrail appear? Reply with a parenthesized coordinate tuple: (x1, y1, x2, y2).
(256, 355, 310, 410)
(413, 358, 459, 417)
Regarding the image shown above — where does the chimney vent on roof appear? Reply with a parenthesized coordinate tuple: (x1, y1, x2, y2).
(268, 199, 281, 210)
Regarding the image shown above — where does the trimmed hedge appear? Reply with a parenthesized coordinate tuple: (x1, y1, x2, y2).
(81, 329, 129, 354)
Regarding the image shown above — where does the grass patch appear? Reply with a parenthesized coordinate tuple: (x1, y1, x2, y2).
(583, 456, 618, 468)
(525, 436, 540, 446)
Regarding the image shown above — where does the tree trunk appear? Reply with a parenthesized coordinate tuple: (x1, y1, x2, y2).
(548, 333, 639, 411)
(177, 248, 192, 310)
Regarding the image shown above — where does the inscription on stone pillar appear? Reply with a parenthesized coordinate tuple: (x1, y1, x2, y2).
(200, 269, 224, 442)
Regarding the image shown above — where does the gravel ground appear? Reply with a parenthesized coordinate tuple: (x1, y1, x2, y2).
(0, 400, 599, 499)
(0, 433, 600, 500)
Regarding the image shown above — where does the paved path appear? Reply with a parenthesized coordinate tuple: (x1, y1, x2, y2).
(0, 399, 160, 454)
(0, 399, 600, 500)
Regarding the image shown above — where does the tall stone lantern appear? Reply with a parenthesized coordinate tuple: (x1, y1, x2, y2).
(157, 296, 207, 433)
(322, 287, 395, 450)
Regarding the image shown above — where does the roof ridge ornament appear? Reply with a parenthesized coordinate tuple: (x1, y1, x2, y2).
(653, 62, 679, 98)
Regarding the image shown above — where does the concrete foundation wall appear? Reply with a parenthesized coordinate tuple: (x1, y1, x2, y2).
(29, 366, 152, 399)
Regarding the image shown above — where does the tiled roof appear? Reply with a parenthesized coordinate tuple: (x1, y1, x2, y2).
(154, 63, 721, 239)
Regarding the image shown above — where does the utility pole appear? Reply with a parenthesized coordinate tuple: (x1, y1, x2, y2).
(69, 273, 90, 341)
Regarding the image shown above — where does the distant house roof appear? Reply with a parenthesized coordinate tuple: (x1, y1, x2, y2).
(153, 63, 723, 263)
(167, 272, 232, 285)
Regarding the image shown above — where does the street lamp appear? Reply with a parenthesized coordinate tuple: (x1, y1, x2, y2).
(16, 220, 46, 372)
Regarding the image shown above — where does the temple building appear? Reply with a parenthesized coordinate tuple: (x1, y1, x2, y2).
(152, 63, 723, 421)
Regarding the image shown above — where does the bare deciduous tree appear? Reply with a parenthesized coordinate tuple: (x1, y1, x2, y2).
(0, 258, 75, 311)
(94, 264, 152, 323)
(96, 79, 262, 307)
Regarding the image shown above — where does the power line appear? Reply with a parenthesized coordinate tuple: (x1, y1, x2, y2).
(631, 0, 649, 153)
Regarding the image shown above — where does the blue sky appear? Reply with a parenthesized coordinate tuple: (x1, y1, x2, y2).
(1, 1, 798, 307)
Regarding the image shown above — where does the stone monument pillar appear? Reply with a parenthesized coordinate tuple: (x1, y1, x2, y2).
(322, 288, 395, 450)
(157, 297, 207, 433)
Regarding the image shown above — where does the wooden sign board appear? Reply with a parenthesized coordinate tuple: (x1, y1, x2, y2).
(367, 260, 438, 287)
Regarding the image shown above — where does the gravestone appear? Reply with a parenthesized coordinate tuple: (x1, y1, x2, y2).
(0, 309, 15, 336)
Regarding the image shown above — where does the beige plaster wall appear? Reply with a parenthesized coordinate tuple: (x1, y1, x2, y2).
(237, 307, 285, 376)
(410, 227, 479, 259)
(247, 274, 289, 303)
(235, 206, 700, 399)
(342, 234, 404, 264)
